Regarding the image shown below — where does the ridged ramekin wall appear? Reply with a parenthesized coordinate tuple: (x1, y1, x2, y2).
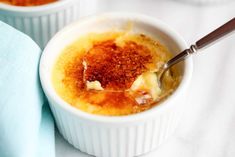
(49, 96, 183, 157)
(0, 0, 79, 48)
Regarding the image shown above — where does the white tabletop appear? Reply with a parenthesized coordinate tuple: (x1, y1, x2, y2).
(55, 0, 235, 156)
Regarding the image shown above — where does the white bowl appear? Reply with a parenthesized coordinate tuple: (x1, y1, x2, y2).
(40, 13, 193, 157)
(0, 0, 81, 48)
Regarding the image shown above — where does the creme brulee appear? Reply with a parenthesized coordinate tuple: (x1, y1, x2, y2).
(52, 32, 181, 116)
(0, 0, 57, 6)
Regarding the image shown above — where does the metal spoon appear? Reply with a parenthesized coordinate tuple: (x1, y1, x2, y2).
(157, 17, 235, 88)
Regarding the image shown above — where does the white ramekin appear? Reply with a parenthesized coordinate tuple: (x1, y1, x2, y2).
(0, 0, 82, 48)
(40, 13, 193, 157)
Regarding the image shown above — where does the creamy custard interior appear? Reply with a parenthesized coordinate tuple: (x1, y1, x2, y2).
(52, 32, 181, 116)
(0, 0, 57, 6)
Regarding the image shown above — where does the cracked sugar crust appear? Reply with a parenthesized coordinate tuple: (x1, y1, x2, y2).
(83, 40, 153, 90)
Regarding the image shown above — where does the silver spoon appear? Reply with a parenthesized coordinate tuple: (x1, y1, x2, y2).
(157, 17, 235, 88)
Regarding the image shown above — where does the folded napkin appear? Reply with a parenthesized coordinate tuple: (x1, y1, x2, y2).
(0, 21, 55, 157)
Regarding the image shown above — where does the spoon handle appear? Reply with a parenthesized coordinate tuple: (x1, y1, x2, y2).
(164, 18, 235, 71)
(196, 17, 235, 49)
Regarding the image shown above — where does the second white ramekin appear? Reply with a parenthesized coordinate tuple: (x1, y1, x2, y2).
(40, 13, 193, 157)
(0, 0, 81, 48)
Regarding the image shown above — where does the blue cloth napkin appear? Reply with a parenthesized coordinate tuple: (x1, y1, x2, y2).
(0, 21, 55, 157)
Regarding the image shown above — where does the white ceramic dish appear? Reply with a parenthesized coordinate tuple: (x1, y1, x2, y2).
(0, 0, 80, 48)
(40, 13, 193, 157)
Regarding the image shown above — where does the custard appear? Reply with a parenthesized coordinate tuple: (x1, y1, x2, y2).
(52, 32, 180, 116)
(0, 0, 57, 6)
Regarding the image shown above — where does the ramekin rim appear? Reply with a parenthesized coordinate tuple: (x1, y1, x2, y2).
(39, 12, 193, 123)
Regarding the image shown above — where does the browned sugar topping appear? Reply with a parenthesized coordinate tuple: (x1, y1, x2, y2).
(0, 0, 58, 6)
(84, 40, 153, 90)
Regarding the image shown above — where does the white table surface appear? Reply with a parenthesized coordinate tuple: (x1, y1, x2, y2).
(55, 0, 235, 156)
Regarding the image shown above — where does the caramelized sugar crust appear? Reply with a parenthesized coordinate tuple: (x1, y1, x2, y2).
(60, 39, 155, 115)
(0, 0, 57, 6)
(52, 32, 176, 116)
(84, 40, 152, 90)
